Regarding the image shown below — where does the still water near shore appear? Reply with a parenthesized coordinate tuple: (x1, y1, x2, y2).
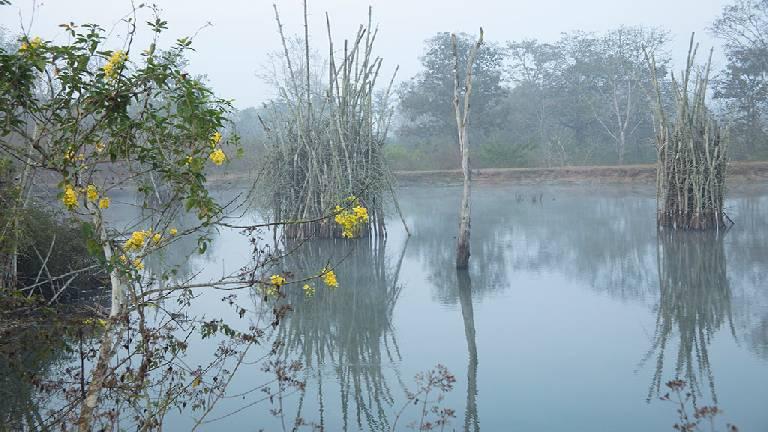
(158, 182, 768, 431)
(10, 183, 768, 430)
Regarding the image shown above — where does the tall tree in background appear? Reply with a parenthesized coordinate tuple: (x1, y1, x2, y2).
(505, 39, 585, 166)
(561, 27, 670, 164)
(398, 32, 504, 167)
(453, 29, 483, 269)
(712, 0, 768, 159)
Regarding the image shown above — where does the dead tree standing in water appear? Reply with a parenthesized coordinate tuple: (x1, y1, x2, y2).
(452, 29, 483, 269)
(646, 35, 730, 231)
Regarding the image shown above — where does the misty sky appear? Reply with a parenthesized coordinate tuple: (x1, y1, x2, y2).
(1, 0, 727, 109)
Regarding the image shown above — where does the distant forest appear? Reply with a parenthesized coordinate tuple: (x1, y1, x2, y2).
(227, 0, 767, 171)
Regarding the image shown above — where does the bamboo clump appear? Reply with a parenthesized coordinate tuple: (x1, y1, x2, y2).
(647, 35, 730, 231)
(261, 4, 397, 240)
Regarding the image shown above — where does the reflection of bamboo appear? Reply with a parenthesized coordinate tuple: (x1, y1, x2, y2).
(644, 231, 734, 404)
(273, 237, 407, 430)
(457, 271, 479, 432)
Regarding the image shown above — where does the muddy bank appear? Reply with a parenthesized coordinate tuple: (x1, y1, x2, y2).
(394, 161, 768, 185)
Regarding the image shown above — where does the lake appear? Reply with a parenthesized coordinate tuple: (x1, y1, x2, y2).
(6, 182, 768, 431)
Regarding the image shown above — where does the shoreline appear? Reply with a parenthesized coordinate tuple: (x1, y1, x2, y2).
(391, 161, 768, 185)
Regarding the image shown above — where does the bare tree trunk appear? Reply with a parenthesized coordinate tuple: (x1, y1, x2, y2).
(87, 201, 126, 317)
(456, 145, 472, 269)
(452, 29, 483, 269)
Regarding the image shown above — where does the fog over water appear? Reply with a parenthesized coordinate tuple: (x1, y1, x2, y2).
(0, 0, 724, 108)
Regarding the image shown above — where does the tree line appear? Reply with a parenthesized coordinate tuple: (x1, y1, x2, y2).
(391, 0, 768, 170)
(223, 1, 765, 172)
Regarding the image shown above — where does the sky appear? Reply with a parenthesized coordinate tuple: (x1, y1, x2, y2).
(1, 0, 728, 109)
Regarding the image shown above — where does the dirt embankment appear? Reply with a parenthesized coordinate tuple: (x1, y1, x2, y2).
(394, 161, 768, 185)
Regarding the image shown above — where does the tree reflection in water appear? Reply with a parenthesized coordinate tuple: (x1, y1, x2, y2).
(271, 237, 407, 431)
(457, 270, 479, 432)
(0, 325, 71, 430)
(643, 231, 735, 405)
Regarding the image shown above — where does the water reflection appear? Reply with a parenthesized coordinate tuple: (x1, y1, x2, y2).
(0, 334, 53, 430)
(402, 185, 659, 304)
(272, 237, 406, 431)
(643, 231, 735, 404)
(0, 325, 77, 430)
(6, 185, 768, 430)
(727, 194, 768, 361)
(401, 185, 768, 424)
(457, 271, 479, 432)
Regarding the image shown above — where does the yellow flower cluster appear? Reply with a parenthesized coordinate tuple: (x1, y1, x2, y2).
(210, 131, 222, 146)
(64, 150, 86, 162)
(322, 267, 338, 288)
(62, 184, 78, 209)
(209, 148, 226, 166)
(270, 274, 287, 287)
(302, 284, 315, 297)
(86, 184, 99, 201)
(19, 36, 42, 52)
(103, 50, 127, 81)
(61, 184, 110, 211)
(132, 258, 144, 271)
(124, 230, 148, 251)
(82, 317, 108, 327)
(334, 197, 369, 238)
(123, 228, 174, 252)
(118, 254, 143, 271)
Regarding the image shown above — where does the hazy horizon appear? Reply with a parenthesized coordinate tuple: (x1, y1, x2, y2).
(1, 0, 726, 109)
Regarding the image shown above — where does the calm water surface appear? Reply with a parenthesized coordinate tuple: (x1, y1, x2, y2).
(164, 183, 768, 431)
(16, 183, 768, 431)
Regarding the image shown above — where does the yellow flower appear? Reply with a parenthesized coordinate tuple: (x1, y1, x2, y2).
(86, 184, 99, 202)
(95, 142, 106, 153)
(210, 131, 222, 145)
(62, 185, 78, 209)
(118, 254, 128, 264)
(152, 233, 162, 243)
(209, 148, 226, 166)
(303, 284, 315, 297)
(270, 274, 287, 287)
(132, 258, 144, 271)
(352, 205, 369, 222)
(334, 199, 369, 238)
(98, 197, 110, 209)
(124, 230, 148, 251)
(321, 268, 338, 288)
(19, 36, 42, 52)
(169, 228, 178, 236)
(103, 50, 127, 81)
